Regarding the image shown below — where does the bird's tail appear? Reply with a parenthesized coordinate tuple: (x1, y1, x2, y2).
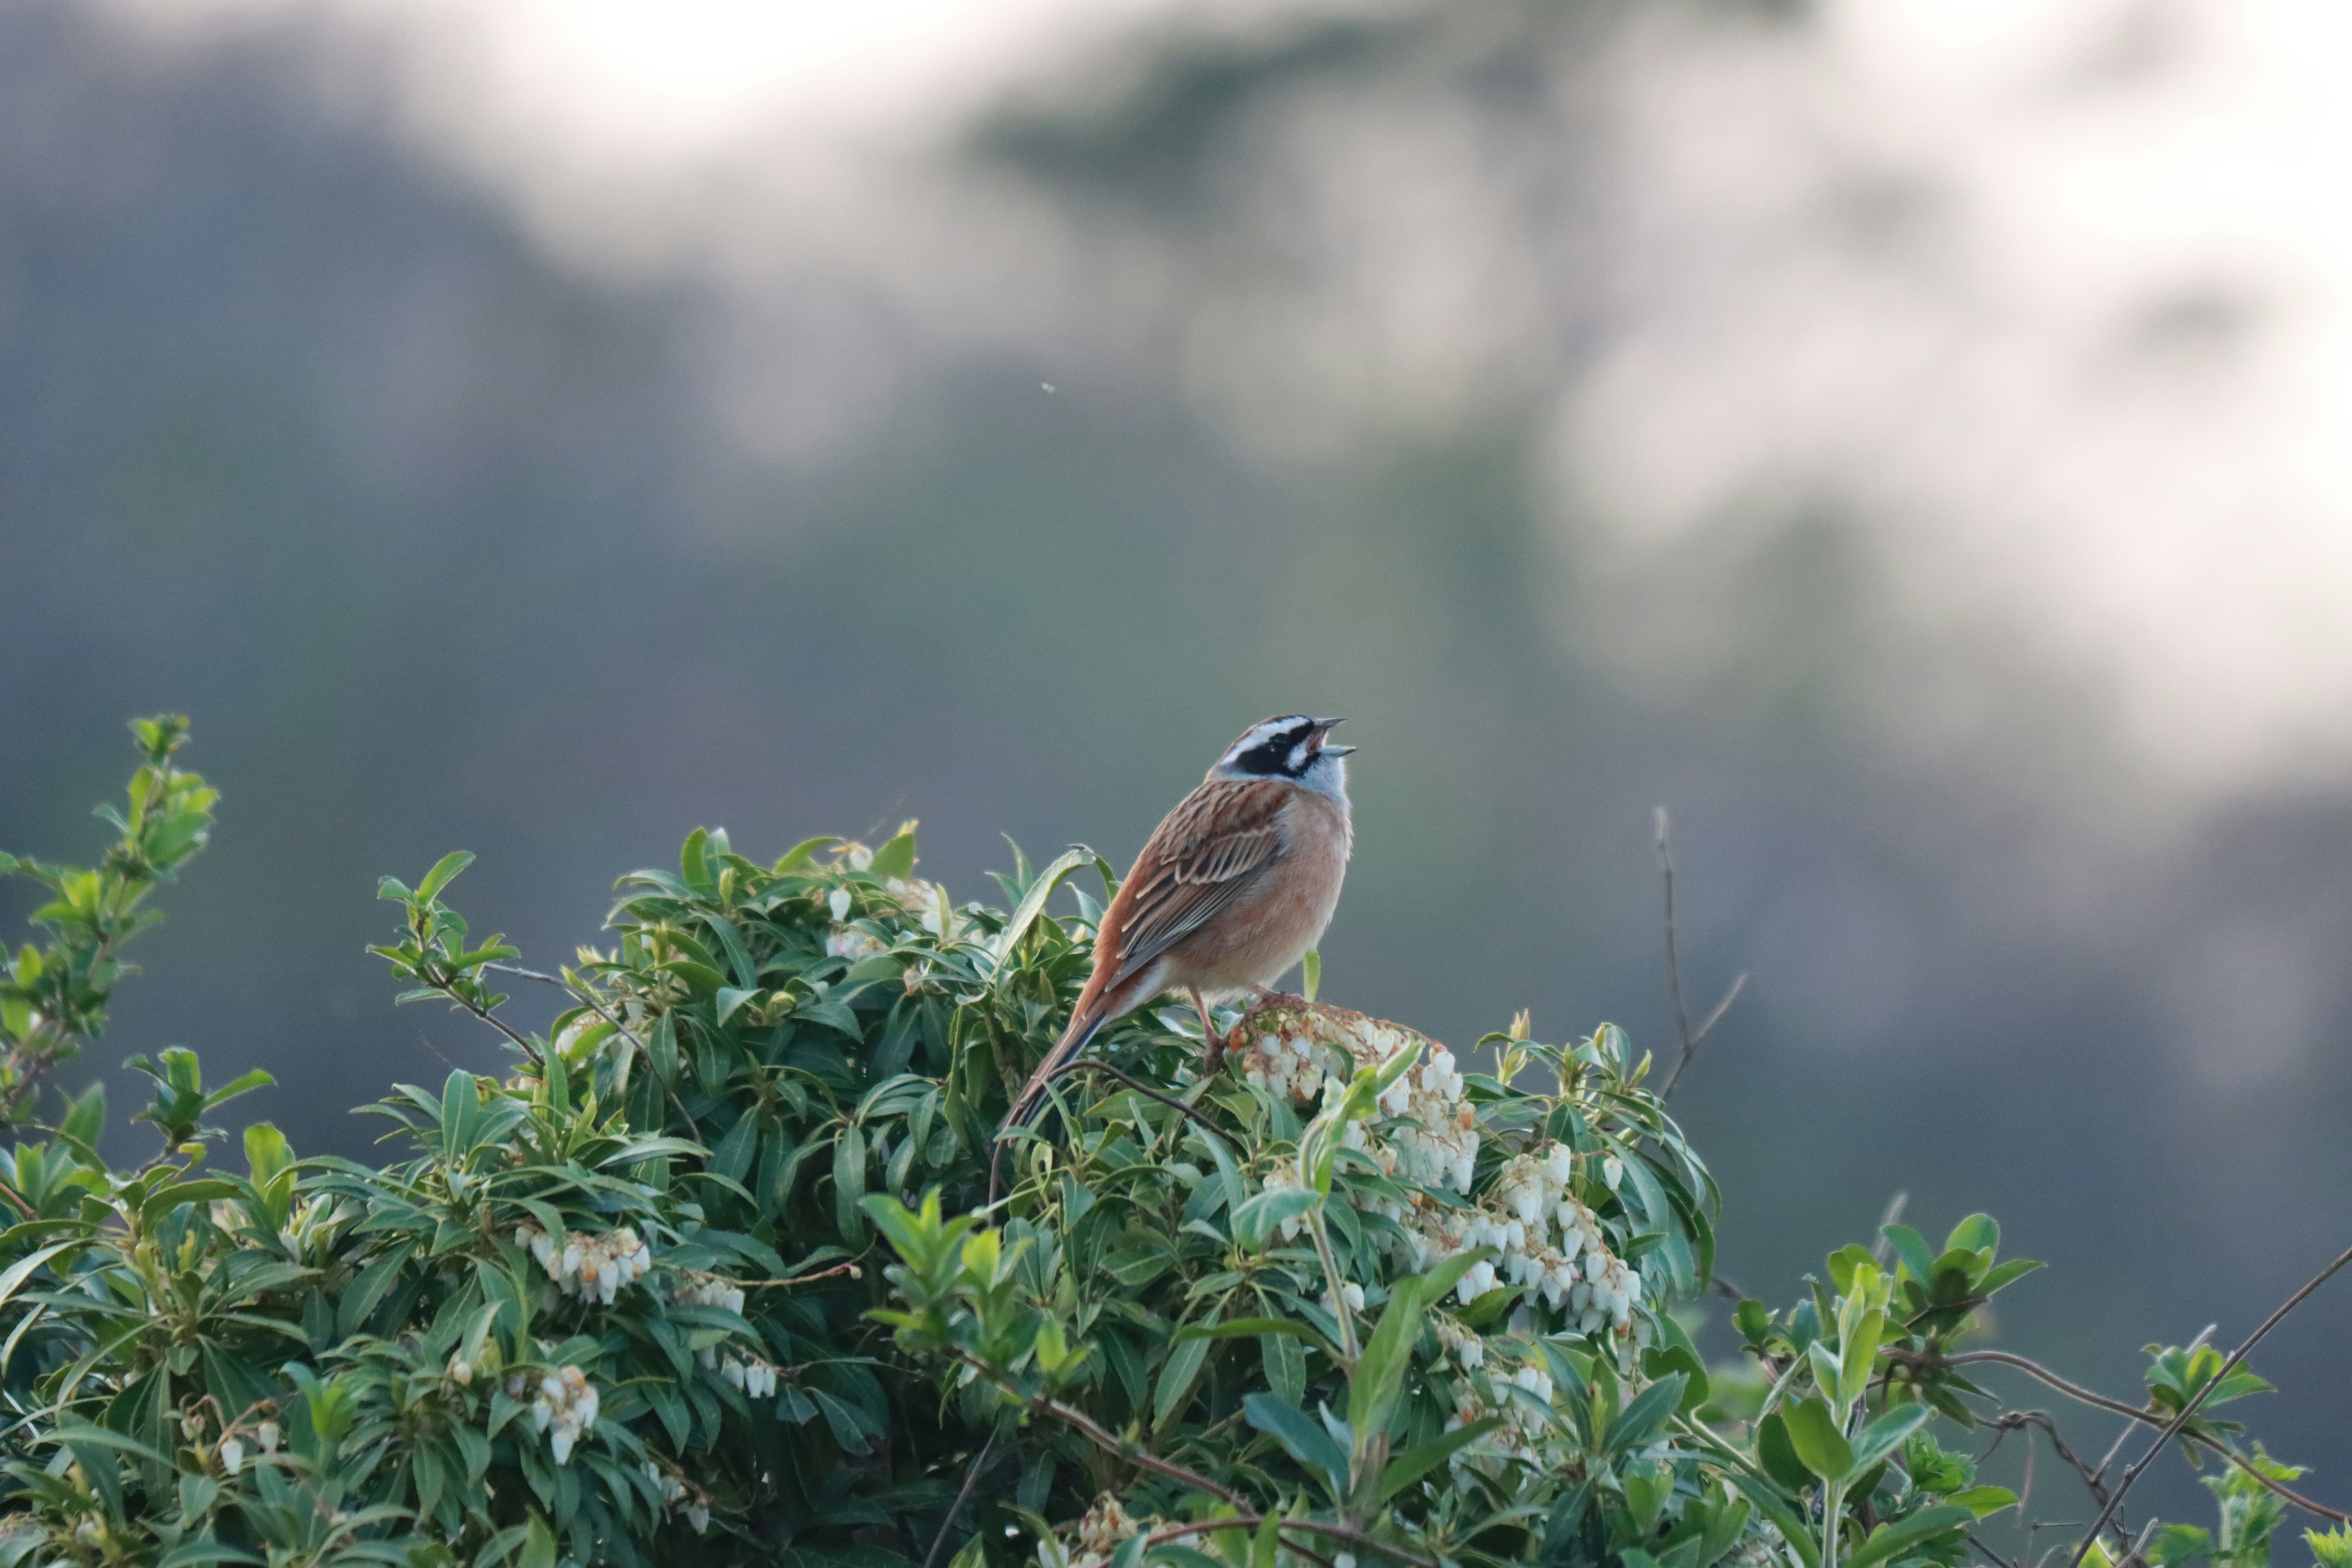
(1003, 1003, 1110, 1132)
(989, 1004, 1112, 1202)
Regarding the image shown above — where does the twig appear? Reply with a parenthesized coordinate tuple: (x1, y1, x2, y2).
(1063, 1062, 1236, 1150)
(456, 995, 543, 1066)
(486, 962, 703, 1145)
(1655, 809, 1744, 1100)
(1132, 1509, 1417, 1567)
(955, 1352, 1438, 1568)
(1970, 1533, 2022, 1568)
(921, 1433, 998, 1568)
(1901, 1348, 2352, 1525)
(1655, 809, 1695, 1088)
(1973, 1410, 2109, 1515)
(746, 1260, 863, 1290)
(1692, 974, 1748, 1050)
(2067, 1241, 2352, 1566)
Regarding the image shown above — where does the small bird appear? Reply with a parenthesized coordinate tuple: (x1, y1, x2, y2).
(1005, 715, 1355, 1130)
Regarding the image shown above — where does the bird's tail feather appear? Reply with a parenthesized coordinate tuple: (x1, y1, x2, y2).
(1004, 1006, 1109, 1131)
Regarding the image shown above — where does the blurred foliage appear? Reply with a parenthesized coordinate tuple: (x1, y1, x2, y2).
(0, 723, 2338, 1568)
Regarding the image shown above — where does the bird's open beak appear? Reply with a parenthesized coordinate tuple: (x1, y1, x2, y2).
(1311, 717, 1355, 757)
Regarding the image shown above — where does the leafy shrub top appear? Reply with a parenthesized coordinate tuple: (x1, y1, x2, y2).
(0, 722, 2335, 1568)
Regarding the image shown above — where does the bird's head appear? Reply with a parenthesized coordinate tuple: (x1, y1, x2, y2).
(1210, 715, 1354, 799)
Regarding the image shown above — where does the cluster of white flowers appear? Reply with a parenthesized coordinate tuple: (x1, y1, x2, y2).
(507, 1365, 600, 1464)
(1441, 1359, 1563, 1472)
(671, 1275, 756, 1369)
(820, 839, 964, 954)
(720, 1354, 780, 1397)
(673, 1273, 748, 1316)
(644, 1464, 709, 1534)
(1491, 1146, 1643, 1333)
(1036, 1495, 1153, 1568)
(1243, 1004, 1649, 1346)
(1432, 1318, 1485, 1370)
(1234, 1017, 1329, 1102)
(1371, 1043, 1479, 1193)
(513, 1223, 651, 1306)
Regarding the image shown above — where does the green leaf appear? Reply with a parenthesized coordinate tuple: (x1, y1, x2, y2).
(1782, 1396, 1854, 1481)
(715, 986, 761, 1027)
(519, 1514, 557, 1568)
(1604, 1374, 1687, 1455)
(1943, 1213, 1999, 1256)
(834, 1125, 869, 1241)
(1229, 1186, 1319, 1251)
(1756, 1412, 1811, 1493)
(773, 836, 837, 873)
(1263, 1329, 1306, 1406)
(1945, 1487, 2018, 1518)
(1242, 1393, 1348, 1497)
(417, 851, 477, 902)
(680, 829, 711, 894)
(1154, 1334, 1210, 1431)
(1847, 1505, 1973, 1568)
(1377, 1417, 1498, 1503)
(1847, 1404, 1930, 1474)
(870, 823, 919, 881)
(1978, 1258, 2045, 1295)
(1172, 1317, 1330, 1348)
(1880, 1224, 1935, 1283)
(1301, 949, 1321, 1004)
(0, 1242, 83, 1314)
(987, 848, 1095, 974)
(60, 1082, 105, 1148)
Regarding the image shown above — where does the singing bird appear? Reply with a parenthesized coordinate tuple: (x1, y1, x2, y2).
(1005, 715, 1355, 1129)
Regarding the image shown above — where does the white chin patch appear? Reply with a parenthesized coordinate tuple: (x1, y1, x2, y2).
(1287, 741, 1313, 772)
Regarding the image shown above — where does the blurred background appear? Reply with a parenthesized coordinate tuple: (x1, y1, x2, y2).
(4, 0, 2350, 1499)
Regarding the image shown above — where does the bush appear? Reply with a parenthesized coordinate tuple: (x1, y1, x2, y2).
(0, 720, 2337, 1568)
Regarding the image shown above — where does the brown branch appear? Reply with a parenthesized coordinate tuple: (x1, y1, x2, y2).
(426, 969, 543, 1067)
(1063, 1062, 1235, 1150)
(922, 1433, 998, 1568)
(1970, 1533, 2022, 1568)
(2066, 1240, 2352, 1566)
(1134, 1510, 1430, 1568)
(954, 1352, 1439, 1568)
(1899, 1348, 2352, 1525)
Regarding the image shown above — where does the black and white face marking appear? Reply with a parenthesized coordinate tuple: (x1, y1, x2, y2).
(1212, 715, 1354, 784)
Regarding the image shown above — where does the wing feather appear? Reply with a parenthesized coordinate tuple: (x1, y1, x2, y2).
(1107, 780, 1288, 973)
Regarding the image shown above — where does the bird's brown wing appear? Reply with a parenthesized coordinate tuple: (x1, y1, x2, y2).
(1104, 778, 1289, 978)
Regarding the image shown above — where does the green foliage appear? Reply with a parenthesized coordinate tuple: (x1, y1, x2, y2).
(0, 717, 217, 1127)
(0, 721, 2337, 1568)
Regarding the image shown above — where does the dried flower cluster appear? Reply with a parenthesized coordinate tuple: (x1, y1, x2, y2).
(1034, 1494, 1155, 1568)
(513, 1222, 652, 1306)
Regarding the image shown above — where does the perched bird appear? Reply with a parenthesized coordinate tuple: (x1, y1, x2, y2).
(1005, 715, 1355, 1130)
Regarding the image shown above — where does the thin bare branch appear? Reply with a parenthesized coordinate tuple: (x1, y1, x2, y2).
(921, 1432, 998, 1568)
(1061, 1061, 1236, 1149)
(2068, 1240, 2352, 1566)
(951, 1352, 1439, 1568)
(1656, 809, 1743, 1100)
(1901, 1348, 2352, 1525)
